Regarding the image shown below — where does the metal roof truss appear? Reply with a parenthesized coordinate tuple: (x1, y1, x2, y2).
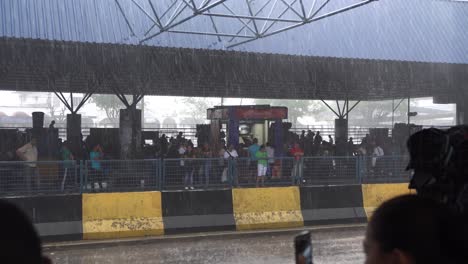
(116, 0, 377, 48)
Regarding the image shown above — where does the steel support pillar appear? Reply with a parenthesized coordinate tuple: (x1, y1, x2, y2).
(67, 113, 82, 150)
(113, 91, 145, 159)
(273, 119, 284, 157)
(49, 77, 96, 155)
(321, 98, 359, 143)
(66, 114, 81, 138)
(227, 106, 240, 147)
(434, 94, 464, 125)
(119, 108, 142, 160)
(456, 99, 468, 125)
(335, 118, 348, 145)
(210, 119, 221, 153)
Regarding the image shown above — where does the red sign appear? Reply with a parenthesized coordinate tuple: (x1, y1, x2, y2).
(207, 106, 288, 120)
(235, 107, 287, 120)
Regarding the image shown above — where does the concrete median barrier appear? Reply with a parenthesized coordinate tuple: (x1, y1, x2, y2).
(300, 185, 367, 225)
(82, 192, 164, 240)
(162, 189, 236, 234)
(232, 187, 304, 231)
(361, 183, 414, 218)
(2, 183, 419, 241)
(4, 194, 83, 241)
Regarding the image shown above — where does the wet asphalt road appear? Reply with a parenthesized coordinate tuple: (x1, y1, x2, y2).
(45, 225, 366, 264)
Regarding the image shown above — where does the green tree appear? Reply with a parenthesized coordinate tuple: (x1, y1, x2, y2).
(253, 99, 326, 126)
(92, 94, 125, 119)
(179, 97, 217, 124)
(349, 100, 410, 127)
(45, 93, 68, 122)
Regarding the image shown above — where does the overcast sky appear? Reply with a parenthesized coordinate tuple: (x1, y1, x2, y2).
(0, 90, 456, 127)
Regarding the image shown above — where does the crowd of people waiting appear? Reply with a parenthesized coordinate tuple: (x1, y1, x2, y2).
(151, 129, 397, 189)
(3, 128, 401, 192)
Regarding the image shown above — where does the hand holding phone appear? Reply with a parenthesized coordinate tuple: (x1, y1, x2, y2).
(295, 231, 313, 264)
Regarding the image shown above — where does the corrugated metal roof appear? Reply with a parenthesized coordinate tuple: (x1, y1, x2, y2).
(1, 37, 465, 100)
(1, 0, 468, 63)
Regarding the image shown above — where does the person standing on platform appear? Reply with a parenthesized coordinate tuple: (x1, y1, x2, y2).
(60, 141, 74, 191)
(201, 143, 212, 187)
(16, 138, 39, 191)
(218, 141, 227, 183)
(176, 132, 184, 144)
(305, 130, 315, 156)
(314, 131, 323, 146)
(247, 138, 260, 183)
(159, 134, 168, 157)
(299, 130, 306, 150)
(255, 145, 268, 187)
(290, 143, 304, 184)
(348, 137, 355, 155)
(183, 145, 195, 190)
(372, 143, 385, 176)
(300, 130, 306, 140)
(265, 142, 275, 178)
(89, 144, 105, 191)
(178, 142, 187, 184)
(224, 144, 239, 186)
(78, 134, 89, 161)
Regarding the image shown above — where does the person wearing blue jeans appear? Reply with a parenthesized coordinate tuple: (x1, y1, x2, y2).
(224, 144, 239, 187)
(184, 145, 195, 190)
(247, 138, 260, 183)
(201, 143, 212, 187)
(290, 143, 304, 185)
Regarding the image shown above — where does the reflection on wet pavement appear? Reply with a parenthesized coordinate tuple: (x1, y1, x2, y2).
(46, 226, 365, 264)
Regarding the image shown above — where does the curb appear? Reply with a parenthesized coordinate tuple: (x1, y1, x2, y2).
(44, 223, 367, 251)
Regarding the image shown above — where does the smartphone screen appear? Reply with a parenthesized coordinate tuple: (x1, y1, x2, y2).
(295, 231, 313, 264)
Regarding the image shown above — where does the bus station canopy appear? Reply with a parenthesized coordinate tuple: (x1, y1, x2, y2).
(0, 37, 466, 101)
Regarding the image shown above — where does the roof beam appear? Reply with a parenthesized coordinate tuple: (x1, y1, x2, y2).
(119, 0, 374, 48)
(227, 0, 375, 48)
(139, 0, 228, 44)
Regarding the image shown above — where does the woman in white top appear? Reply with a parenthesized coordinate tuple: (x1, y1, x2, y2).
(224, 144, 239, 159)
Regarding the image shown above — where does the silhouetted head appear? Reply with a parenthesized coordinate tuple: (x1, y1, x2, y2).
(0, 200, 51, 264)
(364, 195, 462, 264)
